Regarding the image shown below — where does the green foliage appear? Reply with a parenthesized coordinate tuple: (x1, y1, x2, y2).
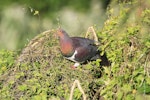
(0, 0, 150, 100)
(0, 31, 95, 99)
(96, 1, 150, 100)
(0, 50, 16, 75)
(0, 0, 92, 16)
(142, 9, 150, 26)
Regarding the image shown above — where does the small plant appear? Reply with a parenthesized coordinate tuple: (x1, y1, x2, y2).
(0, 50, 16, 75)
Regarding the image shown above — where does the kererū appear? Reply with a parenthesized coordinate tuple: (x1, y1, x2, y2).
(57, 29, 109, 68)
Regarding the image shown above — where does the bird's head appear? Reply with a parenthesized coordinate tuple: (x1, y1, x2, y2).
(57, 28, 69, 39)
(56, 28, 74, 56)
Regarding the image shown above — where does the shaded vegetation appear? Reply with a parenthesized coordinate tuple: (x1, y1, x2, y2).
(0, 0, 150, 100)
(0, 0, 110, 16)
(0, 0, 93, 17)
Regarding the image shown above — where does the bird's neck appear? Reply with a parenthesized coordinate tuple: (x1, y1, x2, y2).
(60, 37, 74, 57)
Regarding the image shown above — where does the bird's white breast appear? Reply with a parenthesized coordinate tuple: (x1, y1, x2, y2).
(65, 50, 78, 62)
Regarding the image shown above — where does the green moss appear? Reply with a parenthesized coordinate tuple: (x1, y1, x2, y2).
(0, 1, 150, 100)
(0, 50, 16, 75)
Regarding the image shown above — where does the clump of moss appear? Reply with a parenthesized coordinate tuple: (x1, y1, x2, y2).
(0, 1, 150, 100)
(0, 29, 104, 100)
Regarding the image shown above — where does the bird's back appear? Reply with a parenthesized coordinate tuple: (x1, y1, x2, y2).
(70, 37, 100, 62)
(71, 37, 96, 48)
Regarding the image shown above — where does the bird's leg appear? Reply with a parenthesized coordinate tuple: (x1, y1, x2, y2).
(85, 26, 99, 45)
(71, 63, 80, 69)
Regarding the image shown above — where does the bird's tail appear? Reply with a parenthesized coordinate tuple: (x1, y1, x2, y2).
(91, 51, 110, 66)
(100, 53, 110, 66)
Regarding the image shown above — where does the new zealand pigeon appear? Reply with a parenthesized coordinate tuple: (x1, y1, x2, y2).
(57, 29, 108, 68)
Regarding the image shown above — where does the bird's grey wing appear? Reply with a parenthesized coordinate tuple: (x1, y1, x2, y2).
(71, 37, 96, 47)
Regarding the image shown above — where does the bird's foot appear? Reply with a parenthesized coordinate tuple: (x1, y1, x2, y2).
(71, 63, 80, 69)
(71, 65, 77, 69)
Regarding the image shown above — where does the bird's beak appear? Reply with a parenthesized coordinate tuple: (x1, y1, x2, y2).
(56, 29, 64, 38)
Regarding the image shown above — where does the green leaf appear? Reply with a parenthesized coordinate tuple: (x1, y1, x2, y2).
(146, 78, 150, 85)
(116, 90, 123, 100)
(103, 67, 110, 75)
(32, 95, 41, 100)
(18, 84, 28, 91)
(138, 84, 150, 94)
(74, 88, 82, 99)
(122, 84, 132, 92)
(34, 10, 39, 15)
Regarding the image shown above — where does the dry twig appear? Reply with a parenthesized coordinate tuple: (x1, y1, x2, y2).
(69, 80, 86, 100)
(85, 26, 99, 45)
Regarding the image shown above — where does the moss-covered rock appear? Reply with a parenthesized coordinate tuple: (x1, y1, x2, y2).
(0, 0, 150, 100)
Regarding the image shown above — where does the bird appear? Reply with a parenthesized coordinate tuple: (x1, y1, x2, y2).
(57, 28, 108, 68)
